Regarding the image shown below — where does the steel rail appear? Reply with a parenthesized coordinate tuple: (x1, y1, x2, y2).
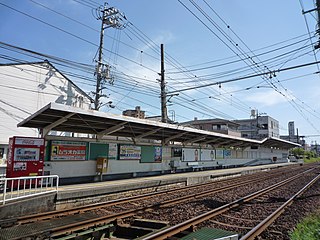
(240, 173, 320, 240)
(141, 168, 315, 240)
(22, 174, 268, 236)
(16, 169, 290, 224)
(49, 175, 262, 238)
(15, 178, 226, 223)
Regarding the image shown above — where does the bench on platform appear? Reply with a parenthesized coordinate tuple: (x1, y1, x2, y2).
(187, 162, 203, 171)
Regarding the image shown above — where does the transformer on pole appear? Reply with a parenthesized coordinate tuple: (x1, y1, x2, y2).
(94, 3, 126, 110)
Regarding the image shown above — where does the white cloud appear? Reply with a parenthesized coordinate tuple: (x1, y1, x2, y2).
(244, 89, 289, 107)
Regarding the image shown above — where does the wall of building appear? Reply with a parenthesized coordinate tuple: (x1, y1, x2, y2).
(0, 62, 92, 148)
(235, 116, 280, 139)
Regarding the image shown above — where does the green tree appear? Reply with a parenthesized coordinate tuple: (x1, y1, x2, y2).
(290, 148, 304, 158)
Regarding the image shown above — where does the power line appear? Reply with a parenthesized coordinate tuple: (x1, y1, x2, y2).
(167, 36, 315, 74)
(0, 2, 158, 74)
(167, 59, 320, 94)
(71, 0, 99, 9)
(177, 0, 320, 128)
(29, 0, 98, 32)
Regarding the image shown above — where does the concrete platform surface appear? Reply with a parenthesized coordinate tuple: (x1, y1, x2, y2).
(57, 162, 295, 201)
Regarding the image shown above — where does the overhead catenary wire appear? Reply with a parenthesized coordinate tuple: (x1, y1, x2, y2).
(195, 0, 320, 131)
(176, 0, 320, 129)
(170, 1, 311, 122)
(167, 59, 320, 94)
(167, 36, 315, 75)
(2, 0, 320, 128)
(0, 2, 158, 74)
(71, 0, 100, 9)
(298, 0, 320, 73)
(166, 32, 315, 71)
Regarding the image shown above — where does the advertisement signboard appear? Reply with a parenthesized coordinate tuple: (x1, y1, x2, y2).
(108, 143, 118, 160)
(119, 145, 141, 160)
(182, 148, 200, 161)
(201, 149, 215, 161)
(154, 147, 162, 162)
(172, 148, 182, 158)
(51, 141, 86, 160)
(224, 149, 232, 159)
(216, 149, 224, 159)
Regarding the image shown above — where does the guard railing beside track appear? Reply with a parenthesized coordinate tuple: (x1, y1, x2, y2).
(0, 175, 59, 205)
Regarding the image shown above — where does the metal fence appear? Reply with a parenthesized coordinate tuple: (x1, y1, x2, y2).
(0, 175, 59, 205)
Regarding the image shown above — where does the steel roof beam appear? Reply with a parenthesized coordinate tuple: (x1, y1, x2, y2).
(164, 132, 187, 145)
(212, 139, 234, 147)
(135, 128, 162, 140)
(202, 138, 223, 145)
(183, 136, 206, 145)
(42, 113, 75, 137)
(97, 122, 127, 140)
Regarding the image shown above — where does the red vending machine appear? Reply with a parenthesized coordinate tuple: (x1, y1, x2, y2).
(6, 136, 45, 179)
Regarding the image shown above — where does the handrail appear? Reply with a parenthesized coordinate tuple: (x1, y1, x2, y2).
(0, 175, 59, 205)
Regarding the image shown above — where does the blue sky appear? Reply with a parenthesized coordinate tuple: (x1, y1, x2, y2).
(1, 0, 320, 144)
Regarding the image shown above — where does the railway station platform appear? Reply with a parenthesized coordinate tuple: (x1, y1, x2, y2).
(57, 162, 295, 201)
(0, 162, 300, 219)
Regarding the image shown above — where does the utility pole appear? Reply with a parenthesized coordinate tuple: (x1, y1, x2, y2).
(94, 4, 126, 110)
(160, 44, 168, 123)
(94, 5, 106, 110)
(316, 0, 320, 49)
(303, 0, 320, 49)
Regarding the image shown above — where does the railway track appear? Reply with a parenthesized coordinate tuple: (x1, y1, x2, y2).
(142, 168, 320, 239)
(0, 164, 317, 239)
(0, 171, 289, 239)
(10, 164, 304, 225)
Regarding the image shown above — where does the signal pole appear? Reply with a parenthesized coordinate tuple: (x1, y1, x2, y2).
(94, 4, 126, 110)
(160, 44, 168, 123)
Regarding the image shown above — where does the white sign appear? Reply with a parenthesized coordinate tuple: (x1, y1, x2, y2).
(108, 143, 118, 160)
(15, 137, 44, 146)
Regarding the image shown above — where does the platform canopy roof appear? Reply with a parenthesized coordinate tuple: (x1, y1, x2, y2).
(260, 137, 301, 149)
(18, 103, 300, 149)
